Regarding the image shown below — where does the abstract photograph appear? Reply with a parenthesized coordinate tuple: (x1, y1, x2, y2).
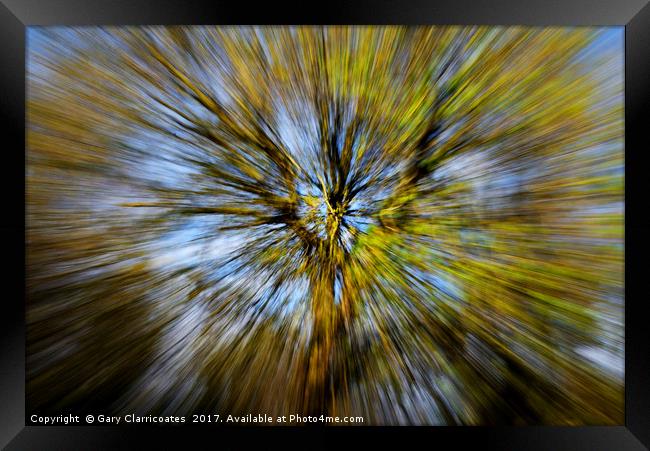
(26, 26, 624, 425)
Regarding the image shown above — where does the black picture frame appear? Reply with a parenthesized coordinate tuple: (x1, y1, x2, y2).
(1, 0, 648, 449)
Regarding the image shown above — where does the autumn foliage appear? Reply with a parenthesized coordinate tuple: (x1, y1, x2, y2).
(27, 26, 623, 424)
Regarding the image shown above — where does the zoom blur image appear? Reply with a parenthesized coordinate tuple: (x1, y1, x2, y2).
(26, 26, 624, 425)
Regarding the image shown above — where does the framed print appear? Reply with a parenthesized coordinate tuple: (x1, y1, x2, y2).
(1, 0, 649, 449)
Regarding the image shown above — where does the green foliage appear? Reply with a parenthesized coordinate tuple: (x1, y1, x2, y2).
(27, 26, 623, 424)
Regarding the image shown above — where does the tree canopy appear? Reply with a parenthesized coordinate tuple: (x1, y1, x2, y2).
(27, 26, 624, 424)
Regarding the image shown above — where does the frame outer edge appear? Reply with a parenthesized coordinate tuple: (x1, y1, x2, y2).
(625, 1, 650, 449)
(1, 0, 648, 449)
(0, 1, 26, 449)
(0, 0, 649, 25)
